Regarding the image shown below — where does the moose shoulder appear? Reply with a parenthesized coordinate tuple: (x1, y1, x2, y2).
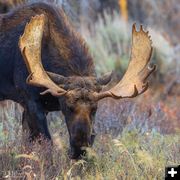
(0, 2, 156, 159)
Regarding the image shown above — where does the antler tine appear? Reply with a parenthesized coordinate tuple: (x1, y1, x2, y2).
(95, 23, 156, 100)
(19, 14, 66, 96)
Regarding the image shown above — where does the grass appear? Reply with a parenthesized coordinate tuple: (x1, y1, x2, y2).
(0, 116, 179, 179)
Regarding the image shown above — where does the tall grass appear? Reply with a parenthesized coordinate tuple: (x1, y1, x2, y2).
(0, 117, 179, 179)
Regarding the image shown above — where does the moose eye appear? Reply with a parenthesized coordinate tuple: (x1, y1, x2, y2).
(69, 106, 74, 113)
(66, 104, 74, 113)
(91, 108, 97, 117)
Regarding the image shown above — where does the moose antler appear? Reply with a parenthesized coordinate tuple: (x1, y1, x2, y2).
(94, 24, 156, 100)
(19, 14, 66, 96)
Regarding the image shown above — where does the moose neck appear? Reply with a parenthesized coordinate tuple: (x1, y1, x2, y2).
(45, 4, 95, 77)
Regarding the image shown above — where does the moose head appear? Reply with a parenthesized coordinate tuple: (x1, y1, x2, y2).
(19, 15, 156, 158)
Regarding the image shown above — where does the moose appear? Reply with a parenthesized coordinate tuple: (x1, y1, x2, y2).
(0, 2, 156, 159)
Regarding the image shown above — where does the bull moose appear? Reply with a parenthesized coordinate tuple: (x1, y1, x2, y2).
(0, 2, 156, 159)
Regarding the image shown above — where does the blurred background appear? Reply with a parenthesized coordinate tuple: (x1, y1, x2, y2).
(0, 0, 179, 179)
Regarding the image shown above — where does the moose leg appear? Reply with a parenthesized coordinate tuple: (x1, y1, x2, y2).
(22, 109, 30, 132)
(23, 100, 51, 141)
(22, 105, 54, 166)
(22, 109, 31, 144)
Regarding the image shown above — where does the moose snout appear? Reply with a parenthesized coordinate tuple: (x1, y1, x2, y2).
(69, 121, 92, 159)
(70, 121, 91, 147)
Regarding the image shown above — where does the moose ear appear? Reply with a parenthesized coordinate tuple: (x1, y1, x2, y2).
(97, 71, 113, 85)
(47, 72, 67, 85)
